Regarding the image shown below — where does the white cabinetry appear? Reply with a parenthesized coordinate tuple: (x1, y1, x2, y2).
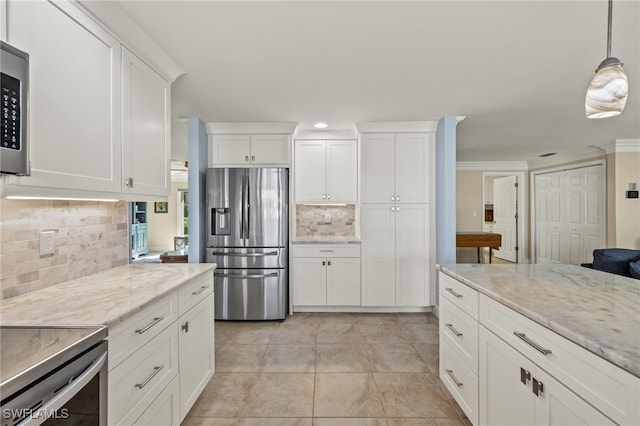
(292, 244, 361, 307)
(294, 140, 357, 203)
(360, 132, 432, 308)
(3, 0, 122, 194)
(361, 204, 429, 306)
(122, 47, 170, 197)
(210, 134, 290, 166)
(131, 223, 149, 257)
(108, 273, 215, 425)
(438, 271, 640, 426)
(2, 0, 172, 200)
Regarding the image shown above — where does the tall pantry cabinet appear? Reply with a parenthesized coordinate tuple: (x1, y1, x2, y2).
(360, 132, 434, 307)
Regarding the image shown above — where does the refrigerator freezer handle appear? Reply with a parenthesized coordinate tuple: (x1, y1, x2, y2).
(240, 174, 246, 240)
(244, 173, 250, 241)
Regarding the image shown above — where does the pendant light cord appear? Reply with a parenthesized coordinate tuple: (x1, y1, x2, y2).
(607, 0, 612, 58)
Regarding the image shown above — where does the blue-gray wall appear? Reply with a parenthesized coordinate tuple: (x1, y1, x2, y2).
(435, 116, 457, 303)
(187, 118, 207, 263)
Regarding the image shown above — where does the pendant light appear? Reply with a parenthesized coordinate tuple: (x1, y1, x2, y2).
(585, 0, 628, 118)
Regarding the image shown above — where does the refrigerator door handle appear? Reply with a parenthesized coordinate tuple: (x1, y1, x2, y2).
(214, 272, 279, 279)
(240, 174, 246, 240)
(211, 251, 279, 257)
(244, 173, 250, 241)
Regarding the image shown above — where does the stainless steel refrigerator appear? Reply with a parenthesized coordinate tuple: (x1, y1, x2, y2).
(206, 168, 288, 320)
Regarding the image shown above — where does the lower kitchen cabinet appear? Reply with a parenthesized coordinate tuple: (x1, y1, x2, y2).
(292, 244, 361, 307)
(133, 376, 180, 426)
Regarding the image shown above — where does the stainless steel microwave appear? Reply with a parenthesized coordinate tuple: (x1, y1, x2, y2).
(1, 41, 29, 175)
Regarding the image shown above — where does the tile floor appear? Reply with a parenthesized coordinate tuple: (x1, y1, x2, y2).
(183, 312, 472, 426)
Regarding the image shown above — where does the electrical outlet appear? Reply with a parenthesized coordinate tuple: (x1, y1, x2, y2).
(39, 230, 56, 256)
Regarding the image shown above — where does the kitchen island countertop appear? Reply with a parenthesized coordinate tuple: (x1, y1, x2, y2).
(0, 263, 216, 328)
(438, 263, 640, 378)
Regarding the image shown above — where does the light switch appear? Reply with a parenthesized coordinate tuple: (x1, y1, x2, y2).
(39, 230, 56, 256)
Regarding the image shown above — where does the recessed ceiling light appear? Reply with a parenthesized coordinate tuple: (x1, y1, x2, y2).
(314, 122, 328, 129)
(539, 152, 557, 158)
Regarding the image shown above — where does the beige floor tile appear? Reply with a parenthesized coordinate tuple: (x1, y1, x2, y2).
(226, 323, 277, 344)
(182, 417, 240, 426)
(358, 323, 409, 344)
(215, 344, 268, 372)
(356, 313, 398, 325)
(238, 418, 313, 426)
(394, 313, 438, 325)
(413, 343, 439, 374)
(271, 324, 317, 345)
(261, 345, 316, 373)
(243, 373, 315, 417)
(374, 373, 459, 418)
(402, 324, 439, 344)
(315, 344, 371, 373)
(368, 344, 427, 373)
(316, 322, 364, 344)
(313, 418, 388, 426)
(314, 373, 385, 418)
(386, 419, 465, 426)
(188, 373, 256, 417)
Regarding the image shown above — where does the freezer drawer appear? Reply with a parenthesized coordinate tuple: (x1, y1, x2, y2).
(214, 269, 286, 320)
(206, 247, 286, 269)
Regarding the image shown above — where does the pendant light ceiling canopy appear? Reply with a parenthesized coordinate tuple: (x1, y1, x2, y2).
(585, 0, 629, 118)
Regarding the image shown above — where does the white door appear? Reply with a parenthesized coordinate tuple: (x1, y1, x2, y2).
(250, 134, 289, 165)
(294, 141, 327, 202)
(292, 258, 327, 305)
(360, 134, 395, 203)
(327, 257, 361, 306)
(326, 140, 358, 203)
(534, 165, 605, 265)
(361, 204, 396, 306)
(210, 134, 250, 165)
(395, 204, 429, 306)
(493, 176, 518, 262)
(395, 133, 430, 204)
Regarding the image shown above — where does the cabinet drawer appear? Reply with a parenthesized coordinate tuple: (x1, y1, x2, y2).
(178, 272, 213, 315)
(292, 244, 361, 258)
(130, 376, 180, 426)
(109, 322, 179, 426)
(440, 296, 478, 374)
(439, 272, 478, 319)
(108, 291, 178, 369)
(480, 295, 640, 426)
(440, 339, 479, 426)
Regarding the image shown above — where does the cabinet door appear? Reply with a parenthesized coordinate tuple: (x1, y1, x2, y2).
(133, 377, 180, 426)
(179, 297, 214, 421)
(137, 223, 149, 255)
(292, 257, 327, 305)
(360, 134, 395, 203)
(294, 140, 327, 202)
(250, 134, 289, 165)
(326, 140, 358, 203)
(395, 204, 429, 306)
(361, 204, 395, 306)
(326, 257, 360, 306)
(210, 134, 250, 165)
(5, 0, 122, 193)
(395, 133, 430, 203)
(479, 326, 535, 426)
(122, 48, 170, 197)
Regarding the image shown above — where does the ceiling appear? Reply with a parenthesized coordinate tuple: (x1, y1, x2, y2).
(94, 1, 639, 162)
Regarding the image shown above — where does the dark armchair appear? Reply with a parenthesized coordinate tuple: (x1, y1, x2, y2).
(581, 248, 640, 279)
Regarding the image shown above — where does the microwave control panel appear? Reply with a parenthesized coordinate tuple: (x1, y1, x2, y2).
(1, 72, 21, 151)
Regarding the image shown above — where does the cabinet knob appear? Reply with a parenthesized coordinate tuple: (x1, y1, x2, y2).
(251, 155, 255, 161)
(322, 261, 326, 266)
(327, 194, 331, 199)
(532, 378, 544, 396)
(181, 321, 189, 333)
(391, 195, 395, 201)
(245, 155, 249, 162)
(125, 177, 133, 187)
(391, 206, 395, 212)
(327, 261, 331, 266)
(520, 367, 531, 385)
(322, 194, 326, 199)
(396, 195, 400, 201)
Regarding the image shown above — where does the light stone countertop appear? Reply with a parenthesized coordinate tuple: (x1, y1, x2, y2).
(0, 263, 216, 328)
(292, 237, 361, 244)
(438, 263, 640, 378)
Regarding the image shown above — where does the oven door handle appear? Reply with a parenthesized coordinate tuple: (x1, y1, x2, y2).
(23, 352, 107, 426)
(210, 251, 279, 257)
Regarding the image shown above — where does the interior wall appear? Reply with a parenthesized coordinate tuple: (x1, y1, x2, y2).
(456, 171, 483, 232)
(0, 199, 128, 299)
(147, 181, 188, 251)
(614, 152, 640, 248)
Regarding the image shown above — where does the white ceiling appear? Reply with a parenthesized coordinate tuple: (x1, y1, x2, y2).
(96, 1, 639, 162)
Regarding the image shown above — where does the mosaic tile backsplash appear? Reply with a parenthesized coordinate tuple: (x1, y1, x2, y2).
(296, 204, 356, 237)
(0, 199, 129, 300)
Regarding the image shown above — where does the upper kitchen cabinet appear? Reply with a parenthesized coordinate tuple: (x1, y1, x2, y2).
(294, 139, 357, 203)
(122, 47, 170, 198)
(361, 133, 431, 204)
(2, 0, 122, 194)
(210, 134, 290, 167)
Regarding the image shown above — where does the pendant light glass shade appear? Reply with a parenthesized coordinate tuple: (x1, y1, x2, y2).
(585, 59, 628, 118)
(585, 0, 628, 118)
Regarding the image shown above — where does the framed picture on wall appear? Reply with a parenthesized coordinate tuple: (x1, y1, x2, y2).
(154, 201, 168, 213)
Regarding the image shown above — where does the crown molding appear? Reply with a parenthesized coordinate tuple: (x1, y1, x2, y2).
(294, 128, 358, 140)
(355, 121, 438, 134)
(456, 161, 528, 171)
(206, 122, 298, 135)
(600, 139, 640, 154)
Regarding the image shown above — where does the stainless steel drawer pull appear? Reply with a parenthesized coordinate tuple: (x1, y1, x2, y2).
(135, 365, 164, 389)
(445, 287, 463, 298)
(211, 251, 278, 257)
(135, 317, 164, 335)
(445, 323, 463, 337)
(445, 369, 463, 387)
(191, 285, 209, 296)
(513, 332, 552, 355)
(215, 272, 278, 279)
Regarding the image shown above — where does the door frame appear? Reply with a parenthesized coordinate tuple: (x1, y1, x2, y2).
(482, 171, 526, 263)
(529, 159, 607, 264)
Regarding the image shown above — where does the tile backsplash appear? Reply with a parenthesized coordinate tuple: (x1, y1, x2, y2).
(296, 204, 356, 237)
(0, 199, 129, 300)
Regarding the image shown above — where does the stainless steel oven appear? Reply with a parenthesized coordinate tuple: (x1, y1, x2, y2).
(0, 326, 107, 426)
